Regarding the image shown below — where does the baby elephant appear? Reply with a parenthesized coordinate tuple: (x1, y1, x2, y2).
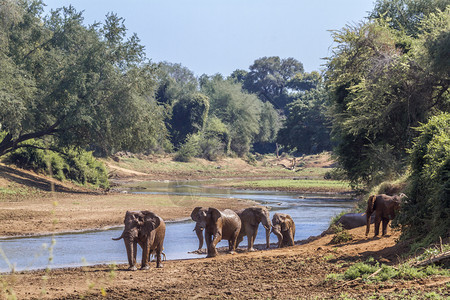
(272, 213, 296, 248)
(113, 210, 166, 270)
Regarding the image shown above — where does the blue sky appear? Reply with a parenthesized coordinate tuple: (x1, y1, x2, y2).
(43, 0, 375, 76)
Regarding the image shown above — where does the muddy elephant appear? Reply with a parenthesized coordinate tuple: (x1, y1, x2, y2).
(113, 210, 166, 270)
(236, 207, 271, 251)
(365, 193, 406, 237)
(191, 207, 241, 258)
(336, 213, 374, 230)
(272, 213, 295, 248)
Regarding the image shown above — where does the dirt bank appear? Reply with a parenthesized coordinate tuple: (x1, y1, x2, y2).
(3, 227, 449, 299)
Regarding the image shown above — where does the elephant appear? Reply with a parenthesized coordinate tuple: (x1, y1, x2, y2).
(336, 213, 374, 230)
(191, 207, 241, 258)
(271, 213, 295, 248)
(235, 207, 271, 251)
(112, 210, 166, 270)
(365, 193, 406, 237)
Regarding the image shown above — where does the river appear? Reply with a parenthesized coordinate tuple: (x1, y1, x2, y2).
(0, 181, 355, 272)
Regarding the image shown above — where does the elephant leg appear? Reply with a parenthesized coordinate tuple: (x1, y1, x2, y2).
(374, 214, 381, 237)
(381, 218, 389, 236)
(210, 231, 222, 257)
(141, 240, 150, 270)
(229, 228, 240, 254)
(125, 240, 137, 271)
(236, 234, 244, 248)
(287, 230, 295, 246)
(155, 246, 163, 268)
(247, 225, 258, 251)
(205, 232, 215, 258)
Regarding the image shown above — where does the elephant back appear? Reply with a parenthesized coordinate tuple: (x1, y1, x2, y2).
(220, 209, 242, 239)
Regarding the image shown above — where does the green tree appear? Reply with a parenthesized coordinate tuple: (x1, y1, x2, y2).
(277, 86, 332, 154)
(325, 6, 449, 186)
(201, 76, 262, 156)
(370, 0, 449, 36)
(243, 56, 304, 110)
(170, 93, 209, 148)
(0, 1, 167, 157)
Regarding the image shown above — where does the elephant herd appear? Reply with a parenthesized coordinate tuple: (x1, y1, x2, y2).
(112, 193, 405, 271)
(113, 206, 295, 270)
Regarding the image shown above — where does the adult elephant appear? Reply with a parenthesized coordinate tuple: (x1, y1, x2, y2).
(191, 207, 241, 258)
(191, 207, 208, 250)
(365, 193, 406, 237)
(113, 210, 166, 270)
(236, 207, 271, 251)
(272, 213, 295, 248)
(336, 213, 374, 230)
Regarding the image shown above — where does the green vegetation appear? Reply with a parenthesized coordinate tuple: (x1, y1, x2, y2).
(329, 224, 353, 244)
(6, 142, 109, 189)
(224, 178, 351, 192)
(397, 113, 450, 247)
(327, 261, 449, 283)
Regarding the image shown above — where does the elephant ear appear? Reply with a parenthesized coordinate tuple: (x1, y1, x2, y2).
(191, 207, 203, 222)
(142, 211, 160, 231)
(207, 208, 222, 223)
(281, 215, 290, 231)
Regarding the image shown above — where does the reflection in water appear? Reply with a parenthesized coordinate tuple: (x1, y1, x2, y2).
(0, 181, 355, 272)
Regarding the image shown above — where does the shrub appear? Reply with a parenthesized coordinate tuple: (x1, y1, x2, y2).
(330, 224, 353, 244)
(396, 113, 450, 247)
(6, 141, 109, 189)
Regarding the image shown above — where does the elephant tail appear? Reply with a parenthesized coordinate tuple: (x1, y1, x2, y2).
(112, 233, 124, 241)
(365, 195, 376, 236)
(366, 195, 376, 215)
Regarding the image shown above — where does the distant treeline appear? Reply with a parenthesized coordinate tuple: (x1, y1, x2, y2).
(0, 1, 448, 245)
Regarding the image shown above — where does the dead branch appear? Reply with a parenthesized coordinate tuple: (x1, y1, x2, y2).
(413, 251, 450, 267)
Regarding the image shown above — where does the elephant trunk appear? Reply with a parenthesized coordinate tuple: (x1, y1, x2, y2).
(272, 225, 283, 248)
(194, 224, 204, 250)
(265, 227, 271, 249)
(261, 215, 271, 249)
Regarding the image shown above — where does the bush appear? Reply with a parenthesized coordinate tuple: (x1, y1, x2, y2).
(396, 113, 450, 247)
(330, 224, 353, 244)
(174, 134, 200, 162)
(6, 142, 109, 189)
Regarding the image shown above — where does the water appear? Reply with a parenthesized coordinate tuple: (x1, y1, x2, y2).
(0, 182, 355, 272)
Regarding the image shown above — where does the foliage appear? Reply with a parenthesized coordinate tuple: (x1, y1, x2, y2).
(242, 56, 304, 110)
(325, 5, 450, 187)
(201, 76, 263, 156)
(330, 224, 353, 244)
(170, 93, 209, 148)
(328, 260, 449, 283)
(6, 140, 109, 188)
(0, 1, 169, 157)
(277, 84, 332, 154)
(370, 0, 450, 36)
(396, 113, 450, 246)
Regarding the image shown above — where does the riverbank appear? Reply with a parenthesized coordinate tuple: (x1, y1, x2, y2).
(1, 157, 449, 299)
(3, 226, 449, 299)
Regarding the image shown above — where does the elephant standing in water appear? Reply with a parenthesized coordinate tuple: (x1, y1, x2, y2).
(191, 207, 241, 258)
(113, 210, 166, 270)
(236, 207, 271, 251)
(272, 213, 295, 248)
(365, 194, 406, 237)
